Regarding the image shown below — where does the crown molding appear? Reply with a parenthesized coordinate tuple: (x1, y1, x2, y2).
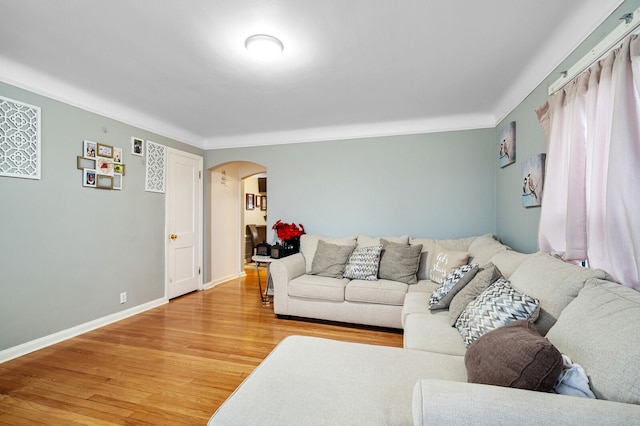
(0, 55, 205, 149)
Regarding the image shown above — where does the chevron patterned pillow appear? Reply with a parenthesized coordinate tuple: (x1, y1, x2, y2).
(429, 263, 479, 310)
(343, 245, 382, 281)
(455, 278, 540, 348)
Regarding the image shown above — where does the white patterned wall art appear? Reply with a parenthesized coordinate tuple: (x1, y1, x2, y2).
(145, 140, 166, 193)
(0, 95, 41, 179)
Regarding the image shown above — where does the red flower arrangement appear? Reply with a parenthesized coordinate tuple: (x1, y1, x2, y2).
(272, 220, 305, 242)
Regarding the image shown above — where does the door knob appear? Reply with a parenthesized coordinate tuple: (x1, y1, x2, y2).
(170, 233, 178, 240)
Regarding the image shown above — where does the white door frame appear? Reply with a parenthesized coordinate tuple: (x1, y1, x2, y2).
(165, 147, 204, 299)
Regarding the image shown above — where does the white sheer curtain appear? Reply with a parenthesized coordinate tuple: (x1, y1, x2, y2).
(536, 34, 640, 290)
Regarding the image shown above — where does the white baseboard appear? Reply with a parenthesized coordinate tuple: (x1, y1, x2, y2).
(207, 273, 243, 288)
(0, 298, 168, 364)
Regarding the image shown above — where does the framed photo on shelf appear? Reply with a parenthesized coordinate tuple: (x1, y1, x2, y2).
(131, 137, 144, 156)
(83, 169, 97, 187)
(97, 143, 114, 158)
(260, 195, 267, 211)
(246, 193, 255, 210)
(77, 156, 96, 170)
(83, 140, 97, 158)
(96, 174, 114, 189)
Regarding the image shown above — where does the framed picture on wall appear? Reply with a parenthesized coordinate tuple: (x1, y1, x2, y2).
(246, 193, 255, 210)
(77, 156, 96, 170)
(83, 140, 97, 158)
(521, 153, 546, 208)
(113, 147, 123, 163)
(96, 174, 114, 189)
(260, 195, 267, 211)
(97, 143, 114, 159)
(83, 169, 97, 187)
(113, 163, 125, 175)
(131, 137, 144, 156)
(113, 173, 123, 190)
(498, 121, 516, 168)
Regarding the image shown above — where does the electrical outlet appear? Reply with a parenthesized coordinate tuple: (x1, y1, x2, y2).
(120, 292, 127, 304)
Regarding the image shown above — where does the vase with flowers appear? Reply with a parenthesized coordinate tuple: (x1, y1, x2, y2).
(271, 220, 305, 258)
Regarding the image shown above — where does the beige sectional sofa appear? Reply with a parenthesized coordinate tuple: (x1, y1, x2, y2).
(210, 234, 640, 425)
(270, 233, 509, 329)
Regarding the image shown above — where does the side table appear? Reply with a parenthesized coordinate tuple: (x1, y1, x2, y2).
(252, 255, 275, 305)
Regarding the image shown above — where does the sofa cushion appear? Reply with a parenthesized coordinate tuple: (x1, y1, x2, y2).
(402, 292, 431, 327)
(345, 279, 408, 306)
(508, 253, 607, 335)
(210, 336, 468, 426)
(488, 250, 532, 278)
(465, 320, 563, 392)
(429, 264, 479, 311)
(455, 278, 539, 347)
(449, 263, 502, 326)
(428, 243, 470, 284)
(378, 239, 422, 284)
(467, 235, 509, 266)
(545, 279, 640, 404)
(288, 274, 349, 302)
(300, 234, 357, 273)
(310, 240, 355, 279)
(404, 312, 467, 356)
(343, 245, 382, 281)
(356, 235, 409, 247)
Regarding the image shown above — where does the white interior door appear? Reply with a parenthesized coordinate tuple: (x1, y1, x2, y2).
(166, 148, 203, 299)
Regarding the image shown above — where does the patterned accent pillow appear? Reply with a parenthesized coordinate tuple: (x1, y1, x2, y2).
(343, 245, 382, 281)
(455, 278, 540, 348)
(429, 263, 479, 310)
(428, 243, 470, 284)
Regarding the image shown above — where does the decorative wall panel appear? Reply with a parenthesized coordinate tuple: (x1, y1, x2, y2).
(145, 140, 166, 193)
(0, 96, 41, 179)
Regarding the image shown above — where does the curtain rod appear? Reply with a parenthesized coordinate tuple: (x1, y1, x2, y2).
(548, 6, 640, 95)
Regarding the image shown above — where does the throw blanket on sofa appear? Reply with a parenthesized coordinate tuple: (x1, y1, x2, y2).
(554, 354, 595, 399)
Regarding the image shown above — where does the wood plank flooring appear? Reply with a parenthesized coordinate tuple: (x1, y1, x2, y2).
(0, 267, 403, 425)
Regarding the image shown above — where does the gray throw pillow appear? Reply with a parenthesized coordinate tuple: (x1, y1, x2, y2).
(429, 264, 479, 311)
(449, 262, 502, 326)
(310, 240, 356, 278)
(378, 239, 423, 285)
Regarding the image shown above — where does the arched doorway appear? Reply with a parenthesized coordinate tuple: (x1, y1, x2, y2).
(207, 161, 267, 287)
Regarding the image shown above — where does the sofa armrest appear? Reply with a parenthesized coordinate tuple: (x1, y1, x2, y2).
(270, 253, 306, 315)
(413, 379, 640, 426)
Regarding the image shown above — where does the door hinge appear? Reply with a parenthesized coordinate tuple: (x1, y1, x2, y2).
(198, 171, 201, 179)
(198, 267, 201, 275)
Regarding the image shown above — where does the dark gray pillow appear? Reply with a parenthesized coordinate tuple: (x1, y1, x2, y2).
(449, 262, 502, 326)
(310, 240, 355, 278)
(378, 239, 423, 284)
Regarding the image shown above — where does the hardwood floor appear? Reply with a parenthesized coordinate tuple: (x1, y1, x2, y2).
(0, 267, 403, 425)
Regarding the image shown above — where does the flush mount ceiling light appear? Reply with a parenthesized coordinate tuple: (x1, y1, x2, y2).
(244, 34, 284, 59)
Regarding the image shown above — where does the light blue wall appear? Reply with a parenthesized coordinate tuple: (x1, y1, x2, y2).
(495, 0, 640, 253)
(2, 0, 637, 353)
(0, 81, 202, 351)
(205, 129, 497, 243)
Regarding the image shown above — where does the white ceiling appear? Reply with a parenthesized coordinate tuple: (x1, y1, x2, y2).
(0, 0, 625, 149)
